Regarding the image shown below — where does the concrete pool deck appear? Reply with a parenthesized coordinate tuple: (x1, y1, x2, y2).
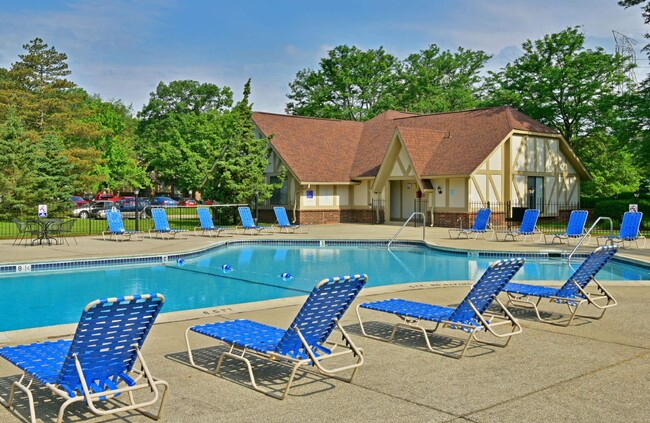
(0, 224, 648, 422)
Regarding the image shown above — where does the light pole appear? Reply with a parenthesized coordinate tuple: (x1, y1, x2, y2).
(134, 188, 140, 232)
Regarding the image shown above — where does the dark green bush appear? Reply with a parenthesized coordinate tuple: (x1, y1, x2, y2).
(591, 199, 648, 228)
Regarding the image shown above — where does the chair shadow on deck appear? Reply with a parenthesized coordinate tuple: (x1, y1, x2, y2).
(342, 319, 500, 359)
(165, 346, 338, 399)
(0, 374, 145, 423)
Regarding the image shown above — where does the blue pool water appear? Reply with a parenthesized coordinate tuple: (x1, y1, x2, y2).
(1, 243, 647, 332)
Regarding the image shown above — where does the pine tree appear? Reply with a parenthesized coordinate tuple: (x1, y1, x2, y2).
(9, 38, 78, 132)
(211, 79, 281, 203)
(0, 110, 39, 218)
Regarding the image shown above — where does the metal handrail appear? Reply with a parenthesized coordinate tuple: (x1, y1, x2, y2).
(387, 212, 426, 248)
(568, 216, 613, 265)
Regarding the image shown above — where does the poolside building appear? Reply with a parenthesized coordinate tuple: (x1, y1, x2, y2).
(252, 106, 590, 226)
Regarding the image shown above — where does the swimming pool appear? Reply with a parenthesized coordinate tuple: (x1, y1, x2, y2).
(1, 242, 647, 332)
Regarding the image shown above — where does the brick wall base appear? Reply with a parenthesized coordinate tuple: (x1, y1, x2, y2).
(296, 209, 374, 225)
(432, 212, 473, 228)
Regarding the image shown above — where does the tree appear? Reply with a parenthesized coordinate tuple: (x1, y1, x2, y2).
(84, 97, 148, 193)
(137, 80, 236, 194)
(286, 45, 400, 121)
(0, 110, 38, 218)
(397, 45, 491, 113)
(481, 27, 639, 196)
(30, 133, 76, 214)
(619, 0, 650, 192)
(9, 38, 77, 132)
(206, 79, 281, 203)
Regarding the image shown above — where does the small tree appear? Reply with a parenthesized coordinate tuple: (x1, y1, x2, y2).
(206, 79, 282, 203)
(0, 110, 38, 218)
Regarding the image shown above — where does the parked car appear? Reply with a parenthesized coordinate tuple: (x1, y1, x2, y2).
(94, 193, 119, 201)
(178, 198, 197, 207)
(150, 196, 178, 207)
(69, 196, 88, 206)
(115, 198, 151, 219)
(71, 200, 116, 219)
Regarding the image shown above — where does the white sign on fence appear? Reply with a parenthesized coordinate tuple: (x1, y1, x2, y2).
(38, 204, 48, 218)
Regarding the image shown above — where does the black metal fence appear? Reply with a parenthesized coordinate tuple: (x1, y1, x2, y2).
(2, 201, 647, 239)
(467, 200, 649, 237)
(1, 205, 247, 241)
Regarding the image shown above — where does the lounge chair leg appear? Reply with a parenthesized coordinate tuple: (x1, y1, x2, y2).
(507, 294, 582, 327)
(0, 375, 38, 423)
(217, 350, 297, 400)
(58, 396, 83, 423)
(133, 379, 170, 420)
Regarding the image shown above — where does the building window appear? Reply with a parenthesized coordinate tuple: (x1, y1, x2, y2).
(527, 176, 544, 212)
(270, 176, 288, 205)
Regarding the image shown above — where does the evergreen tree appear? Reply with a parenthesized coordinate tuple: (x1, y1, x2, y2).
(208, 79, 281, 203)
(0, 110, 38, 218)
(10, 38, 77, 132)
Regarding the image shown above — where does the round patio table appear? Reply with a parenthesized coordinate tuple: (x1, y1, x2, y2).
(30, 218, 63, 246)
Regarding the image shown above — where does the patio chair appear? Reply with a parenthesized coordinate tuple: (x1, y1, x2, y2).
(597, 212, 645, 248)
(237, 206, 272, 235)
(0, 294, 169, 423)
(273, 207, 309, 233)
(497, 209, 542, 242)
(356, 258, 525, 359)
(545, 210, 589, 245)
(12, 219, 40, 246)
(185, 274, 368, 399)
(50, 219, 79, 246)
(150, 208, 188, 239)
(448, 208, 493, 240)
(194, 207, 230, 237)
(503, 246, 618, 326)
(102, 210, 143, 241)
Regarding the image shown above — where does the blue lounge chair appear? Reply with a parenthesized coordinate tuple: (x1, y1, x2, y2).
(194, 207, 230, 237)
(498, 209, 541, 242)
(448, 208, 493, 239)
(185, 274, 368, 399)
(356, 258, 525, 359)
(545, 210, 589, 245)
(150, 208, 188, 239)
(597, 212, 645, 248)
(273, 207, 308, 233)
(237, 206, 272, 235)
(0, 294, 168, 423)
(503, 246, 618, 326)
(102, 209, 143, 241)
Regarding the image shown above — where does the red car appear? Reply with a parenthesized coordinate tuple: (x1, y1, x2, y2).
(179, 198, 197, 207)
(70, 196, 88, 206)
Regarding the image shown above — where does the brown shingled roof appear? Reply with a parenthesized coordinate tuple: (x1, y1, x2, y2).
(395, 127, 447, 177)
(252, 112, 363, 183)
(252, 106, 562, 184)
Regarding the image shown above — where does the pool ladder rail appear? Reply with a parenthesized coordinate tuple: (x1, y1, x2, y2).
(567, 216, 614, 266)
(387, 212, 426, 248)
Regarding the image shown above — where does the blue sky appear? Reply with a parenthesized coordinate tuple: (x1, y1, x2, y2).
(0, 0, 647, 114)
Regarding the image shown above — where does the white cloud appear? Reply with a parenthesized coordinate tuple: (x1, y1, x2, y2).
(0, 0, 647, 115)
